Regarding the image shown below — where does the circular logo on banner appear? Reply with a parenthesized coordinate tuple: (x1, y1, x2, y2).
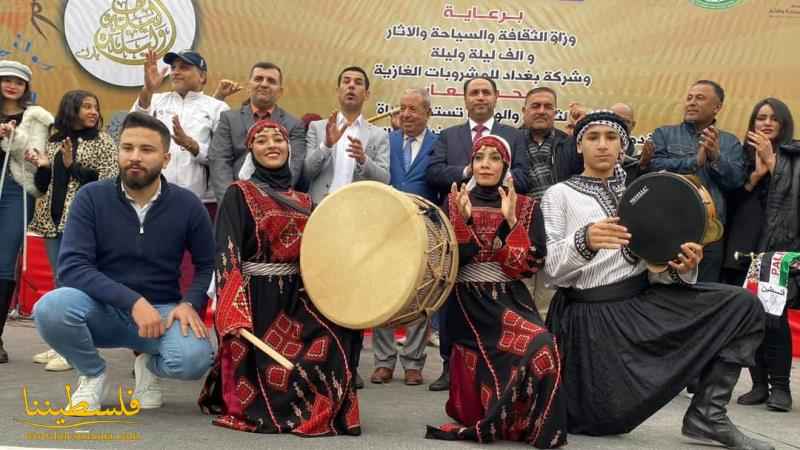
(692, 0, 741, 9)
(64, 0, 197, 87)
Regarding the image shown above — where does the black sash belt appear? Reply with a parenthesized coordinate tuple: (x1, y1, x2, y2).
(562, 273, 649, 303)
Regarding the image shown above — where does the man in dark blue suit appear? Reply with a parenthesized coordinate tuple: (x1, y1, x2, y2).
(424, 76, 531, 391)
(370, 88, 438, 387)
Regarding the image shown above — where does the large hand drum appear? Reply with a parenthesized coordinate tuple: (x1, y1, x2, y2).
(618, 172, 708, 265)
(300, 181, 458, 329)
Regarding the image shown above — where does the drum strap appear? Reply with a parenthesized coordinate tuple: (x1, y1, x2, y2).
(457, 262, 514, 283)
(241, 262, 299, 276)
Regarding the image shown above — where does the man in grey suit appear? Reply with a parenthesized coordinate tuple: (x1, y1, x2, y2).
(209, 61, 305, 202)
(304, 66, 390, 389)
(304, 66, 390, 204)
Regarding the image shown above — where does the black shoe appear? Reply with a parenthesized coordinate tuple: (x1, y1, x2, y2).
(354, 372, 364, 390)
(737, 367, 769, 405)
(682, 361, 774, 450)
(428, 364, 449, 391)
(766, 388, 792, 412)
(0, 280, 14, 364)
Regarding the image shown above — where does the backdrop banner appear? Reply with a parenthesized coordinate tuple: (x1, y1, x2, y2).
(2, 0, 799, 141)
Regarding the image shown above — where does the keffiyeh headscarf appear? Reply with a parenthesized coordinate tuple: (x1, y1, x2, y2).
(574, 110, 631, 152)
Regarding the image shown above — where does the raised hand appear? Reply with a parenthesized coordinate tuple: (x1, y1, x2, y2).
(498, 177, 517, 228)
(143, 49, 168, 94)
(172, 116, 198, 155)
(747, 130, 775, 174)
(0, 120, 16, 139)
(213, 79, 243, 101)
(345, 135, 366, 164)
(699, 126, 720, 162)
(586, 217, 631, 251)
(61, 137, 74, 168)
(324, 111, 348, 148)
(24, 148, 49, 168)
(451, 182, 472, 220)
(639, 139, 655, 170)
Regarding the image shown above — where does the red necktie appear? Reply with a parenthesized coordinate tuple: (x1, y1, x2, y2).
(472, 124, 486, 144)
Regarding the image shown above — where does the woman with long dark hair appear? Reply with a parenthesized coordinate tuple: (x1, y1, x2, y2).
(24, 90, 118, 371)
(0, 60, 53, 363)
(724, 97, 797, 412)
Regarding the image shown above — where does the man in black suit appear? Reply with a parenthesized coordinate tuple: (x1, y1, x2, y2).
(209, 61, 306, 202)
(424, 76, 530, 391)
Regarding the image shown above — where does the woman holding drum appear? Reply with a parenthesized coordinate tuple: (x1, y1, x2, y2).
(724, 98, 798, 412)
(425, 134, 567, 448)
(199, 120, 361, 436)
(541, 111, 771, 450)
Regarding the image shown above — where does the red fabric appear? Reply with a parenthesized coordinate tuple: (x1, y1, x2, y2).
(493, 196, 537, 278)
(16, 235, 54, 317)
(472, 134, 510, 165)
(446, 344, 483, 427)
(789, 309, 800, 357)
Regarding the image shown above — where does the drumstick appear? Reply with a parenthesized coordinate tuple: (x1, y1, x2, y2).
(367, 107, 400, 124)
(240, 329, 294, 370)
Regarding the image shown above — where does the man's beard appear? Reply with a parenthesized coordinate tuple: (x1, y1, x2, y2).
(120, 165, 160, 190)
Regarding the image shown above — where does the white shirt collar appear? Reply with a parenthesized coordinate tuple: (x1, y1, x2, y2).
(337, 112, 365, 128)
(405, 128, 427, 141)
(469, 117, 495, 133)
(122, 178, 162, 207)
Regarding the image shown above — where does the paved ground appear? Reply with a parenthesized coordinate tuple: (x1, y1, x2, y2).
(1, 319, 799, 450)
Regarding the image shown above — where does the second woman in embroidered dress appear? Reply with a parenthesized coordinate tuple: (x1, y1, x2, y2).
(426, 134, 566, 448)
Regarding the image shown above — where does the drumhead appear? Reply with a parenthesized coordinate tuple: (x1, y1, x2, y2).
(300, 181, 428, 329)
(618, 172, 706, 265)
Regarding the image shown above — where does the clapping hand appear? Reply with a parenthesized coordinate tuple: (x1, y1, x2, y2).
(451, 182, 472, 220)
(24, 148, 49, 168)
(324, 111, 348, 148)
(499, 177, 517, 228)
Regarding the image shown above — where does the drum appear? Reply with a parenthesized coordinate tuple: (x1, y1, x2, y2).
(618, 172, 708, 265)
(300, 181, 458, 330)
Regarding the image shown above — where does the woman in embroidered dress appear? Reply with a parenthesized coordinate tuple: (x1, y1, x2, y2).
(542, 111, 771, 450)
(25, 89, 118, 372)
(199, 120, 360, 436)
(425, 134, 567, 448)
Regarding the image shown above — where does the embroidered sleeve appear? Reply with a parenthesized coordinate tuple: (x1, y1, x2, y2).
(214, 186, 255, 337)
(574, 224, 597, 261)
(494, 195, 538, 279)
(649, 265, 697, 286)
(447, 192, 478, 245)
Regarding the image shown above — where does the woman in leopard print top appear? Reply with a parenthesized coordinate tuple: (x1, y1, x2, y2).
(24, 90, 117, 371)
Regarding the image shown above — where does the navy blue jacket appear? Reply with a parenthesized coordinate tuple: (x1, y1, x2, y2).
(425, 121, 531, 206)
(57, 177, 214, 312)
(389, 129, 439, 203)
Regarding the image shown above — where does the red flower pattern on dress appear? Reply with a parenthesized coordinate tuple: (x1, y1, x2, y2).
(532, 346, 556, 379)
(498, 310, 546, 356)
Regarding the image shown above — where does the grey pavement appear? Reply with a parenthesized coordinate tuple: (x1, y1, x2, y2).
(1, 319, 798, 450)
